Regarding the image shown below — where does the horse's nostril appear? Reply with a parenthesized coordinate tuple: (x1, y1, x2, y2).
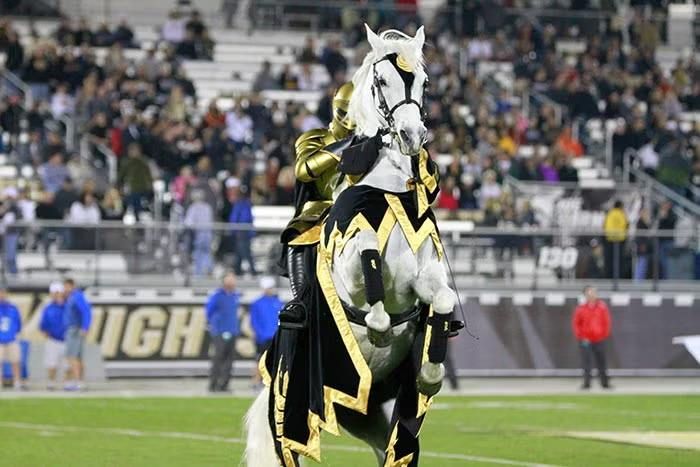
(399, 129, 410, 145)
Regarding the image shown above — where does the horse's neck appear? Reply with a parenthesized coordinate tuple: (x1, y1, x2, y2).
(355, 143, 413, 193)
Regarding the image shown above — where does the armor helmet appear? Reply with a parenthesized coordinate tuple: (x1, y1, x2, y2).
(330, 82, 355, 138)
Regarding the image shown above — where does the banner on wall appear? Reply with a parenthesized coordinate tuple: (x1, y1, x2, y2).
(9, 289, 700, 376)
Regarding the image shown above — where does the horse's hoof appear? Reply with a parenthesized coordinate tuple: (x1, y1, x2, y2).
(367, 327, 393, 347)
(416, 376, 442, 397)
(417, 363, 444, 397)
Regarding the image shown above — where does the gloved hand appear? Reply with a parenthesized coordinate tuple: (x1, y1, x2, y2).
(337, 132, 383, 175)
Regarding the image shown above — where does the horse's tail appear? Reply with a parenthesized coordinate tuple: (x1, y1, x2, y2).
(244, 387, 278, 467)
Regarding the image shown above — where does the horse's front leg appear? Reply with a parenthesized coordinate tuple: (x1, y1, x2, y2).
(341, 230, 392, 347)
(413, 253, 457, 397)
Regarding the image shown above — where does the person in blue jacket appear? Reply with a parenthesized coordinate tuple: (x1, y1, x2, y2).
(205, 272, 241, 392)
(227, 178, 257, 276)
(0, 287, 23, 389)
(63, 278, 92, 391)
(39, 282, 67, 390)
(249, 276, 283, 386)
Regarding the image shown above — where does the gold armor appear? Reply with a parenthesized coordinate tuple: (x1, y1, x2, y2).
(286, 83, 355, 245)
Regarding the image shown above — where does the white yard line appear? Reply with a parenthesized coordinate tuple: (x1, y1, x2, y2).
(0, 421, 561, 467)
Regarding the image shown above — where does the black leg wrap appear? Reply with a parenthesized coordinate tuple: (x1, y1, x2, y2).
(427, 314, 451, 364)
(361, 249, 384, 306)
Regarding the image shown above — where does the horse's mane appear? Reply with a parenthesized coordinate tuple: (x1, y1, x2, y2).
(348, 29, 425, 137)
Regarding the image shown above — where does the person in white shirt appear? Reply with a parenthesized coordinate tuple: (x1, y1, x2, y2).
(50, 83, 75, 119)
(184, 190, 214, 276)
(479, 170, 502, 208)
(296, 63, 320, 91)
(225, 104, 253, 151)
(67, 192, 101, 250)
(162, 10, 186, 44)
(68, 193, 101, 224)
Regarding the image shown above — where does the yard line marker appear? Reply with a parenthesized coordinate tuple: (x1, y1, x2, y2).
(0, 421, 561, 467)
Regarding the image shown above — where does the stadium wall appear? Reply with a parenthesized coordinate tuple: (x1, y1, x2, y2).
(9, 288, 700, 377)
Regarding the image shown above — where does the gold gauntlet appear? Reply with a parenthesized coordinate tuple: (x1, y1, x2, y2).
(294, 130, 340, 182)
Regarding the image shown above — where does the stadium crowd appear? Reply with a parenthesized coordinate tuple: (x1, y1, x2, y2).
(0, 3, 699, 278)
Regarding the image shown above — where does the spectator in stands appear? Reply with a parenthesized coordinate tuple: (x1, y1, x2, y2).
(297, 63, 321, 91)
(40, 282, 67, 390)
(249, 276, 283, 387)
(50, 83, 75, 119)
(3, 29, 24, 72)
(227, 178, 257, 276)
(162, 10, 186, 44)
(603, 200, 628, 280)
(63, 278, 92, 391)
(0, 287, 23, 390)
(479, 170, 501, 209)
(556, 155, 579, 182)
(298, 36, 317, 64)
(0, 187, 21, 275)
(68, 192, 101, 250)
(39, 153, 70, 194)
(656, 139, 691, 197)
(74, 17, 94, 46)
(252, 61, 278, 92)
(278, 64, 299, 90)
(118, 143, 154, 220)
(100, 188, 124, 221)
(23, 48, 52, 103)
(185, 189, 214, 276)
(320, 38, 347, 80)
(113, 18, 136, 48)
(225, 103, 253, 151)
(164, 85, 187, 122)
(657, 201, 677, 280)
(634, 207, 652, 281)
(436, 178, 459, 212)
(175, 29, 198, 60)
(93, 22, 113, 47)
(572, 285, 612, 390)
(203, 100, 226, 129)
(205, 272, 240, 392)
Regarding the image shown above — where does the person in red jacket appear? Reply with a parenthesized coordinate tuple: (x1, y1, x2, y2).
(572, 286, 612, 389)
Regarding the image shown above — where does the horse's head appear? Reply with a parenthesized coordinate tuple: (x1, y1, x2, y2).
(349, 25, 428, 156)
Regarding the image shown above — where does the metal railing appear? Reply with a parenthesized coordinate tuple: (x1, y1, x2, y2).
(0, 219, 698, 291)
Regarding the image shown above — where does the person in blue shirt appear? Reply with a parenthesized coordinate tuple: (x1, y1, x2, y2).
(63, 278, 92, 391)
(39, 282, 67, 390)
(205, 272, 241, 392)
(0, 287, 23, 389)
(227, 178, 257, 276)
(249, 276, 283, 387)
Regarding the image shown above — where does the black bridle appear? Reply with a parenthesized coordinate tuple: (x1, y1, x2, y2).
(371, 53, 427, 136)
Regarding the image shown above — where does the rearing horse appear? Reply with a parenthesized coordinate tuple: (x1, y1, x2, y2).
(246, 25, 460, 467)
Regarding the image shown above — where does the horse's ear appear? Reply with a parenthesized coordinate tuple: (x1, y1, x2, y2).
(365, 23, 382, 52)
(413, 26, 425, 49)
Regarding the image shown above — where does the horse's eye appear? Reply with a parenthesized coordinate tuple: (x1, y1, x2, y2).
(377, 76, 387, 87)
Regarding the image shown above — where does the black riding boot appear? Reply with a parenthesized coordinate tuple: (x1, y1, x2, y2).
(278, 245, 310, 329)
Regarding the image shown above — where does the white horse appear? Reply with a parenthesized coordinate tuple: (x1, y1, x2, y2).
(245, 25, 457, 466)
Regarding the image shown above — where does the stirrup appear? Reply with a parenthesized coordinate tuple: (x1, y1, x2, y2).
(279, 300, 308, 330)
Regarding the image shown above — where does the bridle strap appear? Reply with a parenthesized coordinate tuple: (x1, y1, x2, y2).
(371, 53, 425, 134)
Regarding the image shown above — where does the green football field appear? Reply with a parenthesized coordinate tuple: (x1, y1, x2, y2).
(1, 394, 699, 466)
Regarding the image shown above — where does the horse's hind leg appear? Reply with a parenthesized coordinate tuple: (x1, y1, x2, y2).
(336, 398, 391, 466)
